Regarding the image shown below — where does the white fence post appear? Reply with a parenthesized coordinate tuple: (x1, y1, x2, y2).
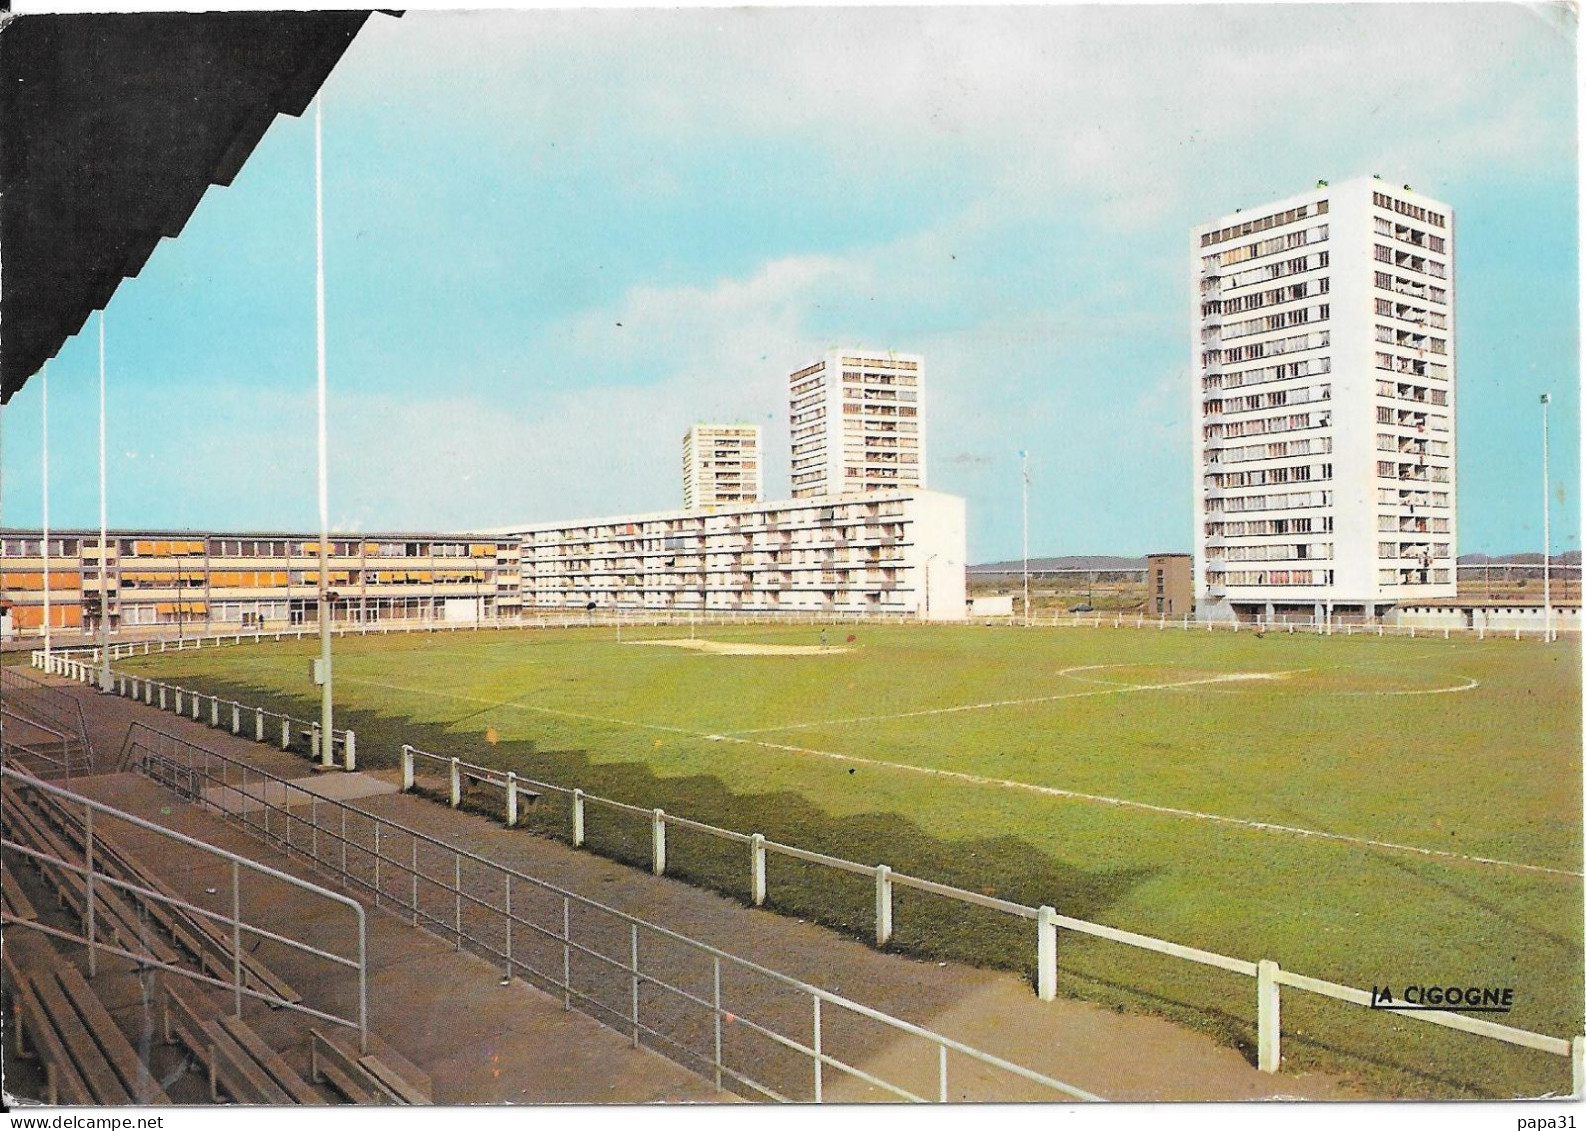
(1037, 905, 1058, 1001)
(1257, 959, 1281, 1073)
(174, 690, 182, 714)
(1573, 1035, 1584, 1098)
(231, 702, 241, 735)
(874, 865, 893, 946)
(506, 772, 519, 827)
(281, 717, 291, 751)
(751, 833, 767, 906)
(192, 693, 201, 721)
(449, 757, 462, 808)
(159, 685, 168, 710)
(210, 696, 220, 727)
(310, 725, 321, 763)
(572, 789, 585, 847)
(401, 745, 414, 792)
(343, 731, 356, 772)
(256, 708, 265, 742)
(652, 810, 667, 875)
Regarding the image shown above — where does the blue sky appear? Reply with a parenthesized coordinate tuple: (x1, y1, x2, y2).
(2, 3, 1578, 562)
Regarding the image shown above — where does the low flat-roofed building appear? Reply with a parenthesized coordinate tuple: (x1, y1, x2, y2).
(506, 488, 966, 619)
(0, 529, 522, 638)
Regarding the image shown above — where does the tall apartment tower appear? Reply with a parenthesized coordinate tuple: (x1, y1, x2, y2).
(683, 424, 763, 511)
(1193, 177, 1456, 623)
(788, 349, 926, 499)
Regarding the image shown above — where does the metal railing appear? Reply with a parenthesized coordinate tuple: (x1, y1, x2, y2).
(2, 664, 95, 766)
(38, 653, 357, 770)
(33, 622, 1586, 1091)
(399, 743, 1584, 1092)
(0, 764, 369, 1052)
(28, 611, 923, 661)
(1, 709, 89, 780)
(1019, 613, 1580, 639)
(122, 722, 1098, 1104)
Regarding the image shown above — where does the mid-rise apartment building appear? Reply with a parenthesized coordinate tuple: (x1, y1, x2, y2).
(1193, 176, 1456, 622)
(682, 424, 763, 511)
(0, 530, 522, 637)
(511, 488, 965, 619)
(789, 349, 926, 499)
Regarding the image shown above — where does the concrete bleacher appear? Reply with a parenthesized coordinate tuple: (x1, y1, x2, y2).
(3, 933, 170, 1105)
(2, 767, 719, 1105)
(0, 770, 431, 1107)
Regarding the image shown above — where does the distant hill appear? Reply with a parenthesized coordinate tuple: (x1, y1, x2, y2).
(971, 551, 1579, 572)
(970, 555, 1149, 573)
(1459, 551, 1581, 566)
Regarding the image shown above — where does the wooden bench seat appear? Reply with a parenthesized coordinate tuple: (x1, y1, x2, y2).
(53, 963, 172, 1103)
(163, 981, 319, 1104)
(7, 781, 299, 1005)
(217, 1014, 325, 1104)
(2, 789, 181, 969)
(309, 1029, 430, 1105)
(3, 938, 170, 1105)
(1, 860, 38, 920)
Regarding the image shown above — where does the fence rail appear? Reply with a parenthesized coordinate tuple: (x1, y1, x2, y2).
(1, 664, 94, 767)
(24, 605, 1580, 674)
(398, 743, 1583, 1090)
(36, 651, 357, 770)
(31, 618, 1586, 1093)
(1023, 613, 1579, 639)
(0, 709, 87, 780)
(0, 764, 369, 1052)
(122, 722, 1097, 1104)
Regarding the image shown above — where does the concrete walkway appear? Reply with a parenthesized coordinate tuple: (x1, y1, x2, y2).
(41, 669, 1363, 1102)
(58, 772, 722, 1105)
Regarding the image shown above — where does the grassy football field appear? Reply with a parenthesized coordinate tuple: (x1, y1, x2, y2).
(119, 622, 1583, 1097)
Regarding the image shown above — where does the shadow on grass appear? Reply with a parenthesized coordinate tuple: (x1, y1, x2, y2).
(114, 664, 1577, 1100)
(128, 671, 1148, 982)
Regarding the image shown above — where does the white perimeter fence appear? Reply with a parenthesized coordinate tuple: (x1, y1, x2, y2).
(398, 742, 1585, 1091)
(28, 618, 1586, 1094)
(119, 722, 1097, 1104)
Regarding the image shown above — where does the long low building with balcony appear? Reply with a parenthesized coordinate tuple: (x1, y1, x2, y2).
(0, 530, 523, 638)
(500, 488, 967, 619)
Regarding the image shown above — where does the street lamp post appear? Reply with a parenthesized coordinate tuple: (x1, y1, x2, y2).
(1541, 393, 1552, 643)
(314, 95, 334, 767)
(1019, 449, 1030, 626)
(41, 364, 50, 660)
(98, 311, 112, 690)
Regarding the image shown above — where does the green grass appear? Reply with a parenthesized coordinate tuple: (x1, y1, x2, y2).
(118, 623, 1583, 1098)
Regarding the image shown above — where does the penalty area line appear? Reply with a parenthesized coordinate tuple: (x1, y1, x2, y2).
(335, 674, 1576, 879)
(727, 669, 1295, 736)
(709, 736, 1582, 879)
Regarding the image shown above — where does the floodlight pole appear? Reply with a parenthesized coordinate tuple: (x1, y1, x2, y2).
(315, 95, 334, 765)
(98, 311, 112, 691)
(41, 364, 50, 659)
(1541, 392, 1552, 643)
(1020, 449, 1030, 627)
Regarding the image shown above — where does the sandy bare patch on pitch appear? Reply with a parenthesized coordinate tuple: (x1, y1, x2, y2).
(629, 638, 853, 656)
